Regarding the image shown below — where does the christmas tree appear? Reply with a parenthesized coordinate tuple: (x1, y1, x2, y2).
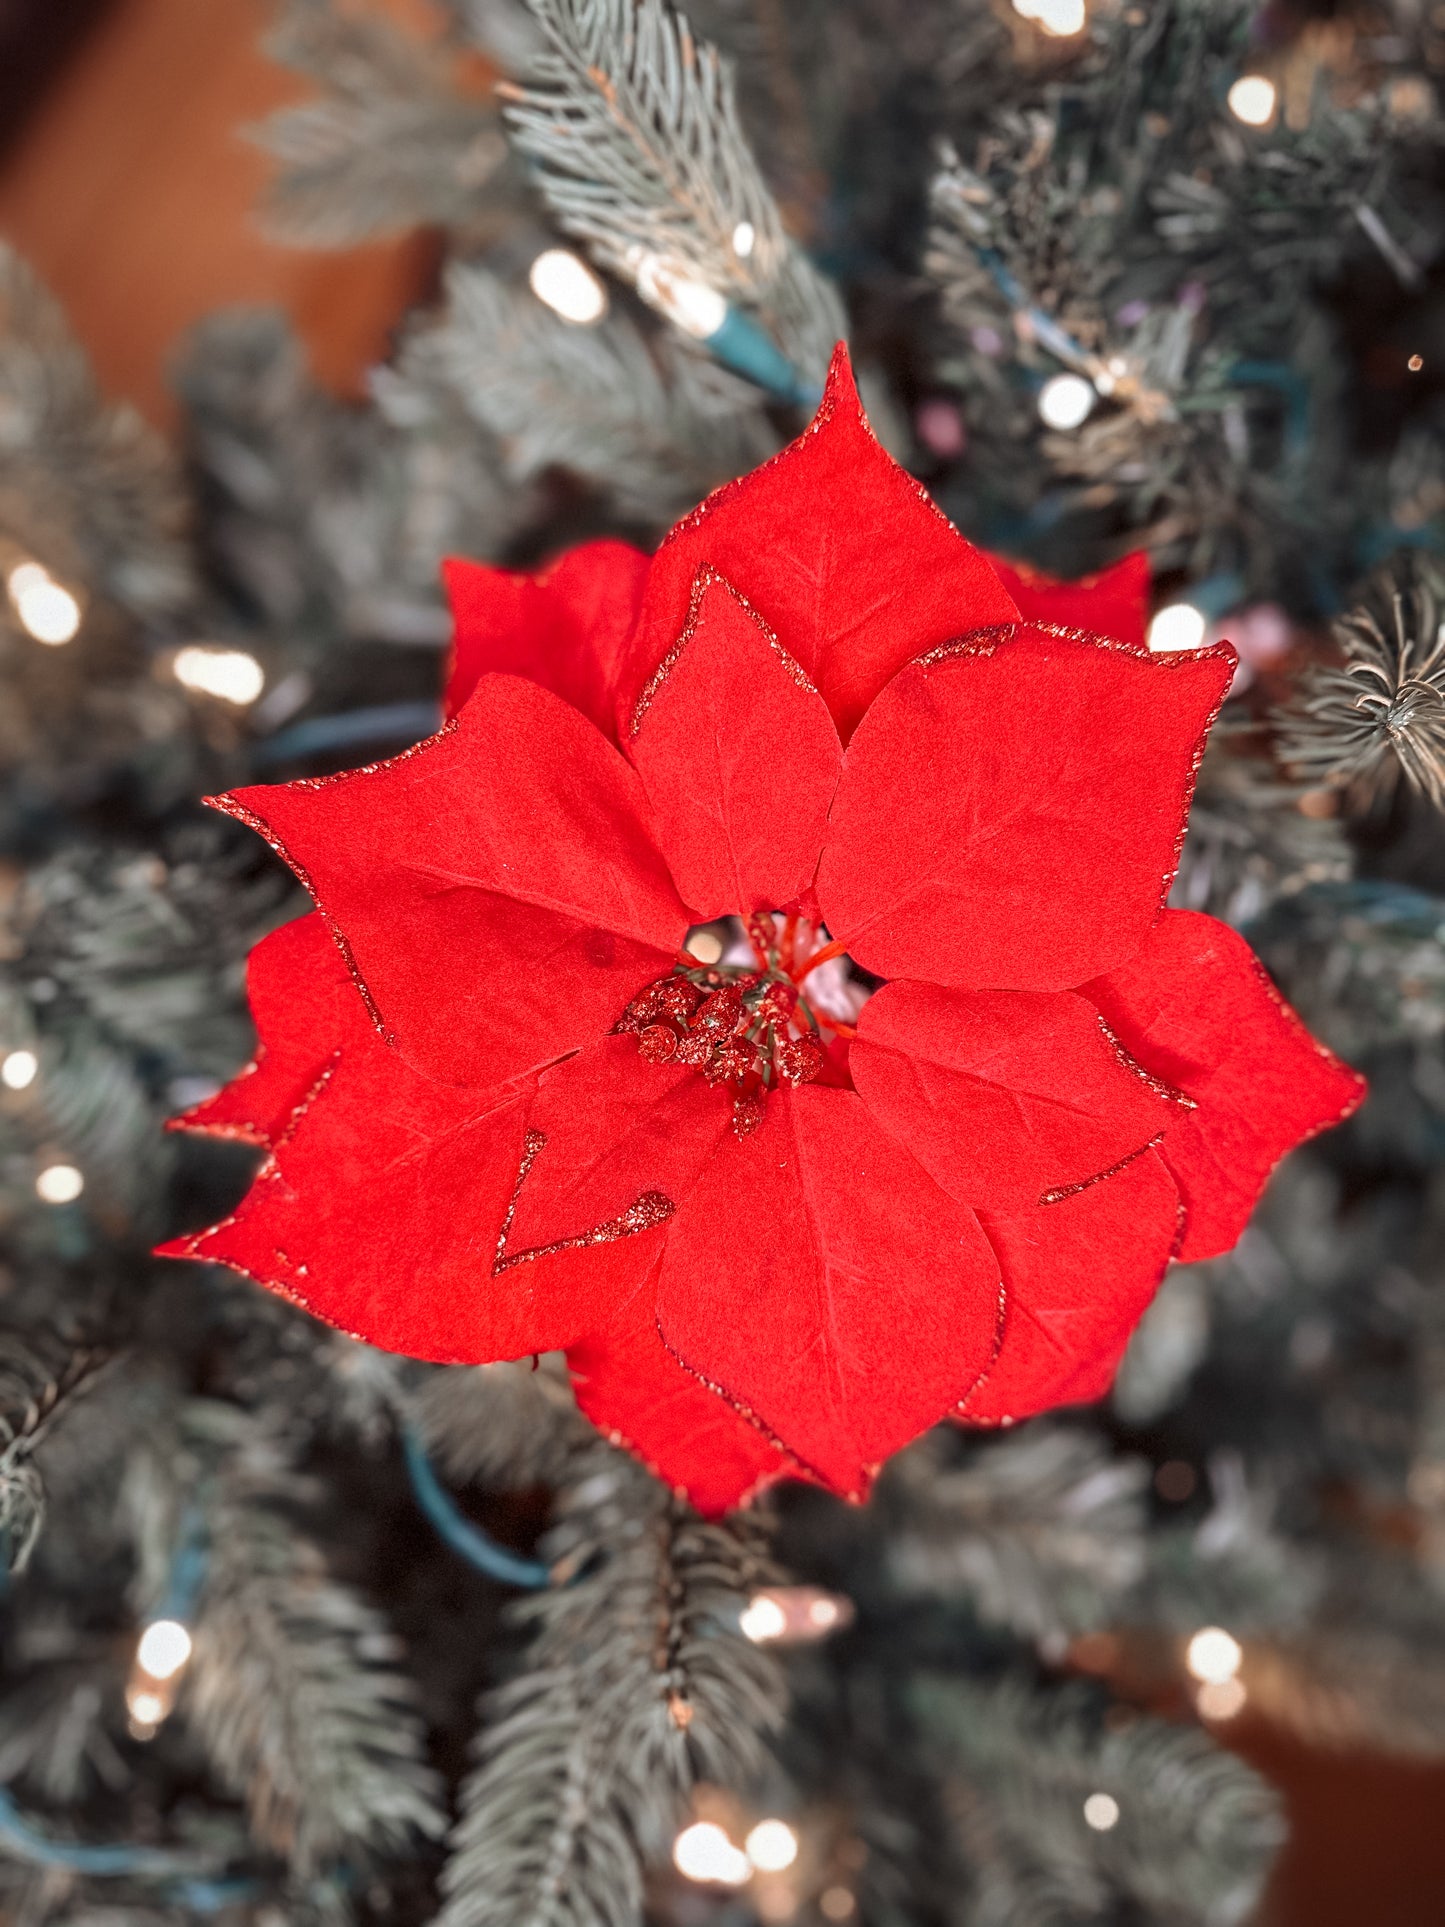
(2, 1, 1444, 1922)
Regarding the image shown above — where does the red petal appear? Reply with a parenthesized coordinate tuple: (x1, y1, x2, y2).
(988, 553, 1151, 649)
(1084, 910, 1365, 1261)
(964, 1148, 1183, 1422)
(513, 1036, 733, 1253)
(169, 913, 360, 1147)
(568, 1263, 802, 1516)
(216, 676, 689, 1089)
(851, 981, 1175, 1210)
(619, 346, 1017, 746)
(817, 625, 1233, 990)
(656, 1086, 1001, 1498)
(161, 1033, 621, 1361)
(443, 540, 649, 742)
(628, 571, 844, 919)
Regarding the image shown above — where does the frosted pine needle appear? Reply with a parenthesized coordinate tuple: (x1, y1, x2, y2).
(1279, 573, 1445, 811)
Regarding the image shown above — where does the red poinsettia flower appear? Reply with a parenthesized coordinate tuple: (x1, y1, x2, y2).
(162, 348, 1363, 1515)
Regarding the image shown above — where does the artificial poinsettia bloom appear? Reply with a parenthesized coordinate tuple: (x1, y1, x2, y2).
(162, 347, 1364, 1515)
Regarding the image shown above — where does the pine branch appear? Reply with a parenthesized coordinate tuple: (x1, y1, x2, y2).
(437, 1444, 784, 1927)
(883, 1427, 1148, 1648)
(394, 263, 777, 523)
(917, 1675, 1283, 1926)
(253, 0, 505, 245)
(183, 1437, 445, 1875)
(0, 246, 192, 620)
(414, 1357, 592, 1491)
(501, 0, 844, 373)
(0, 1343, 110, 1575)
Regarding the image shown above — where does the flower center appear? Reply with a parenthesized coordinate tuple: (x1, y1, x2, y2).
(617, 913, 867, 1139)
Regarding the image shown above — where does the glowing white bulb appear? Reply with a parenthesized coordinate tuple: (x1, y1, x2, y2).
(673, 1821, 751, 1886)
(2, 1049, 38, 1090)
(1227, 75, 1276, 127)
(528, 248, 608, 325)
(1186, 1626, 1243, 1684)
(12, 574, 81, 645)
(1034, 0, 1086, 33)
(1038, 373, 1095, 430)
(745, 1819, 799, 1872)
(629, 249, 727, 339)
(1083, 1792, 1120, 1831)
(807, 1595, 841, 1630)
(739, 1594, 788, 1642)
(1147, 602, 1207, 653)
(127, 1688, 165, 1726)
(137, 1618, 193, 1681)
(732, 220, 756, 259)
(7, 562, 50, 600)
(1196, 1676, 1248, 1720)
(36, 1163, 83, 1204)
(684, 927, 725, 965)
(172, 646, 265, 706)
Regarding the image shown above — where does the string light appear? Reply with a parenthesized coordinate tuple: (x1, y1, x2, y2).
(1083, 1791, 1120, 1830)
(2, 1049, 38, 1090)
(628, 248, 728, 339)
(7, 561, 81, 645)
(1408, 354, 1424, 373)
(1196, 1677, 1248, 1720)
(136, 1619, 192, 1681)
(1227, 75, 1277, 127)
(1185, 1626, 1242, 1684)
(1038, 373, 1095, 430)
(684, 927, 725, 966)
(820, 1887, 857, 1920)
(1147, 602, 1207, 653)
(528, 248, 608, 325)
(127, 1689, 165, 1731)
(732, 220, 756, 258)
(739, 1585, 854, 1644)
(739, 1593, 788, 1642)
(1012, 0, 1086, 33)
(745, 1819, 799, 1872)
(673, 1821, 751, 1886)
(35, 1163, 83, 1204)
(171, 645, 265, 706)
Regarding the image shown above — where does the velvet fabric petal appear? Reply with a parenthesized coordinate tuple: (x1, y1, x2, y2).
(159, 1018, 625, 1362)
(817, 626, 1233, 990)
(627, 572, 844, 920)
(850, 980, 1176, 1210)
(656, 1086, 1001, 1498)
(963, 1148, 1183, 1423)
(567, 1265, 802, 1516)
(216, 675, 690, 1091)
(619, 346, 1018, 746)
(511, 1036, 733, 1255)
(989, 553, 1151, 650)
(443, 540, 649, 742)
(1084, 910, 1365, 1262)
(169, 912, 359, 1146)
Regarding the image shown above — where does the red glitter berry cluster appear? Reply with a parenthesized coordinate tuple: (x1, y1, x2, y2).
(618, 950, 828, 1138)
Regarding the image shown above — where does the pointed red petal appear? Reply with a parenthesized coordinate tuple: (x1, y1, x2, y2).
(568, 1263, 803, 1516)
(656, 1086, 1001, 1498)
(817, 626, 1233, 990)
(512, 1036, 732, 1253)
(851, 981, 1176, 1210)
(443, 540, 649, 741)
(988, 552, 1151, 649)
(620, 346, 1017, 745)
(627, 571, 844, 919)
(1085, 910, 1365, 1262)
(963, 1147, 1183, 1423)
(163, 1030, 623, 1361)
(169, 913, 361, 1147)
(216, 676, 689, 1090)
